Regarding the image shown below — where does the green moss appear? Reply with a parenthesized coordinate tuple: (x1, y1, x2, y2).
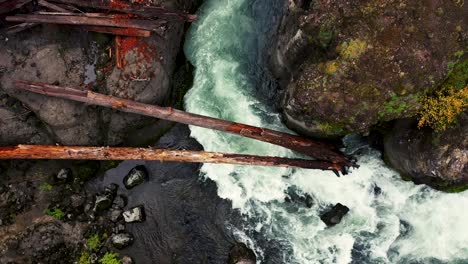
(316, 121, 346, 135)
(99, 252, 121, 264)
(318, 30, 334, 48)
(442, 59, 468, 91)
(79, 251, 91, 264)
(39, 183, 53, 192)
(338, 39, 367, 59)
(378, 94, 421, 120)
(444, 183, 468, 193)
(86, 234, 102, 252)
(44, 207, 65, 220)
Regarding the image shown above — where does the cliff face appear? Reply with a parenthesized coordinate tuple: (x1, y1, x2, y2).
(273, 0, 466, 138)
(0, 0, 200, 146)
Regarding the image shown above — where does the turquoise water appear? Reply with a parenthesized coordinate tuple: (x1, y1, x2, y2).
(183, 0, 468, 263)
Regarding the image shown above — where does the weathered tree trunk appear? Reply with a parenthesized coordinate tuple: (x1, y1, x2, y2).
(0, 145, 343, 172)
(15, 80, 356, 173)
(6, 13, 164, 31)
(49, 0, 197, 21)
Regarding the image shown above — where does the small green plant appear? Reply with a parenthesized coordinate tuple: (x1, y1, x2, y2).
(44, 207, 65, 220)
(99, 252, 121, 264)
(86, 234, 102, 252)
(79, 251, 91, 264)
(39, 183, 53, 191)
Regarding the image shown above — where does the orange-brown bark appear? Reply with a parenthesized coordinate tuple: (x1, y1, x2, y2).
(0, 145, 343, 172)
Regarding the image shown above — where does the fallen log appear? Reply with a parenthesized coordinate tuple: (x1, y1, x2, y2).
(0, 145, 343, 172)
(15, 80, 356, 173)
(49, 0, 197, 22)
(81, 26, 151, 37)
(6, 13, 164, 31)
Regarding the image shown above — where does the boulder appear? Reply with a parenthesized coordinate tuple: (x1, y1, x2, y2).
(121, 255, 134, 264)
(273, 0, 467, 138)
(123, 206, 145, 223)
(56, 168, 72, 182)
(320, 203, 349, 227)
(111, 233, 134, 249)
(384, 116, 468, 190)
(110, 209, 123, 223)
(228, 243, 256, 264)
(123, 165, 148, 189)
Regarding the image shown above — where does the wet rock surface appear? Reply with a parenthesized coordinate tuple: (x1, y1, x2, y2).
(228, 243, 257, 264)
(0, 0, 201, 146)
(122, 206, 145, 223)
(87, 125, 242, 263)
(320, 203, 350, 227)
(123, 166, 148, 189)
(111, 233, 134, 250)
(274, 0, 467, 138)
(384, 116, 468, 190)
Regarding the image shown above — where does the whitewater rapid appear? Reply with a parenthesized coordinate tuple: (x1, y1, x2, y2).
(183, 0, 468, 263)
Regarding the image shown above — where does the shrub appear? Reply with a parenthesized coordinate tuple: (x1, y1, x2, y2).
(418, 86, 468, 131)
(99, 252, 121, 264)
(44, 207, 65, 220)
(86, 234, 102, 252)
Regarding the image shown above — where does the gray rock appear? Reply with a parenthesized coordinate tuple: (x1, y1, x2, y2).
(111, 233, 134, 249)
(93, 194, 113, 213)
(70, 194, 85, 208)
(110, 209, 123, 223)
(123, 206, 145, 223)
(104, 183, 119, 197)
(123, 166, 148, 189)
(320, 203, 349, 227)
(56, 168, 72, 181)
(112, 195, 127, 209)
(121, 255, 134, 264)
(228, 243, 256, 264)
(113, 223, 126, 234)
(384, 116, 468, 189)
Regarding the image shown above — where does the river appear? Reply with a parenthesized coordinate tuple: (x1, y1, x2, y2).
(183, 0, 468, 263)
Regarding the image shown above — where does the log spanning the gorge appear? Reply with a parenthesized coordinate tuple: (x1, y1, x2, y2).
(0, 145, 343, 172)
(15, 80, 357, 174)
(49, 0, 197, 22)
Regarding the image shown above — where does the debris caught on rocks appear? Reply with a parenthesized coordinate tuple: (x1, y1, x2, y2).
(123, 205, 145, 223)
(111, 232, 134, 249)
(320, 203, 350, 227)
(123, 165, 148, 189)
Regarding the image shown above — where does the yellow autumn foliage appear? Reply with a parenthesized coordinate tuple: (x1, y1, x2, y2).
(418, 86, 468, 131)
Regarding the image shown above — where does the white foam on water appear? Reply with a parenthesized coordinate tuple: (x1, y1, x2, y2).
(183, 0, 468, 263)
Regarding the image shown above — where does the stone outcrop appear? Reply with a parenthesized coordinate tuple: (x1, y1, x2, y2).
(384, 115, 468, 190)
(273, 0, 467, 138)
(0, 0, 200, 146)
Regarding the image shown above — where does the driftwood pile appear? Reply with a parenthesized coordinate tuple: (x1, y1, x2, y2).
(0, 0, 357, 175)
